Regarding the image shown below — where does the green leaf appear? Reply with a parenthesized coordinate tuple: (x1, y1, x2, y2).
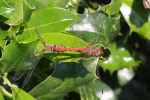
(0, 41, 38, 74)
(0, 30, 8, 48)
(0, 0, 14, 20)
(98, 81, 116, 100)
(0, 91, 4, 100)
(25, 0, 48, 10)
(25, 0, 69, 9)
(79, 80, 101, 100)
(44, 33, 87, 47)
(5, 1, 34, 25)
(29, 58, 99, 100)
(12, 86, 35, 100)
(98, 42, 140, 73)
(66, 10, 120, 47)
(120, 0, 150, 40)
(16, 7, 80, 43)
(43, 33, 88, 62)
(117, 68, 135, 86)
(47, 0, 69, 8)
(79, 80, 116, 100)
(101, 0, 122, 15)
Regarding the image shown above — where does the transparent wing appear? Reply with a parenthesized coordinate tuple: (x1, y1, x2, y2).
(34, 6, 45, 45)
(14, 5, 45, 87)
(13, 43, 42, 81)
(22, 52, 43, 88)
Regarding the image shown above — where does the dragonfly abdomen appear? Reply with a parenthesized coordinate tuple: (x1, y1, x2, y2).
(45, 44, 103, 57)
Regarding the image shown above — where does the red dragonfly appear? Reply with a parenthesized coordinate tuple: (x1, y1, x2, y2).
(45, 44, 103, 57)
(13, 7, 104, 89)
(65, 10, 106, 97)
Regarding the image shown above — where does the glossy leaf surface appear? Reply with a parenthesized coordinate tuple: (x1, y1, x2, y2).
(16, 7, 80, 43)
(67, 10, 120, 47)
(79, 80, 116, 100)
(101, 0, 122, 15)
(29, 58, 99, 100)
(98, 42, 140, 73)
(12, 86, 35, 100)
(120, 0, 150, 40)
(0, 41, 38, 74)
(5, 1, 34, 25)
(0, 30, 8, 48)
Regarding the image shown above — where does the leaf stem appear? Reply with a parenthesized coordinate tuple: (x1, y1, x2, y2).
(2, 75, 13, 87)
(0, 86, 12, 98)
(1, 75, 14, 99)
(123, 29, 132, 44)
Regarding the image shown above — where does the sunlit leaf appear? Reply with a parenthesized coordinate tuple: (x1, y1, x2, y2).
(16, 7, 80, 43)
(77, 80, 116, 100)
(0, 0, 14, 20)
(120, 0, 150, 40)
(98, 42, 140, 73)
(79, 80, 101, 100)
(0, 91, 4, 100)
(5, 1, 34, 25)
(0, 30, 8, 48)
(67, 10, 120, 46)
(47, 0, 69, 8)
(0, 41, 38, 74)
(101, 0, 122, 15)
(12, 86, 35, 100)
(43, 33, 87, 62)
(98, 81, 116, 100)
(117, 68, 135, 86)
(25, 0, 69, 9)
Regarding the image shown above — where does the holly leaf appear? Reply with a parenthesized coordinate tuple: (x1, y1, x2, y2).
(5, 1, 34, 25)
(98, 42, 140, 73)
(43, 33, 88, 62)
(79, 80, 116, 100)
(120, 0, 150, 40)
(16, 7, 80, 43)
(0, 30, 8, 48)
(101, 0, 122, 15)
(12, 86, 35, 100)
(0, 41, 38, 74)
(66, 10, 120, 50)
(29, 58, 99, 100)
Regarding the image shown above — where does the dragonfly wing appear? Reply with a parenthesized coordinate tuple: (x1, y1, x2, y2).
(13, 43, 41, 81)
(34, 6, 45, 45)
(22, 53, 42, 88)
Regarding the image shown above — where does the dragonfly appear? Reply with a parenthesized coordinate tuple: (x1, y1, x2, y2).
(65, 10, 106, 97)
(14, 7, 105, 99)
(45, 44, 103, 57)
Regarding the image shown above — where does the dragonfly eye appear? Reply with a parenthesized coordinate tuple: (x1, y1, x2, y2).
(45, 44, 54, 52)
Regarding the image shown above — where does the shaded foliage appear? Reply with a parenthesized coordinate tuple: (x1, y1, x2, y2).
(0, 0, 150, 100)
